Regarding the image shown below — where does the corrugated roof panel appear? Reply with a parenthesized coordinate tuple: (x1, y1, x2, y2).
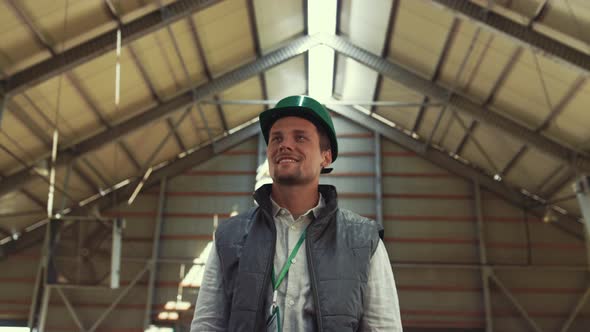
(0, 1, 50, 75)
(459, 121, 523, 175)
(374, 77, 423, 131)
(254, 0, 304, 52)
(196, 0, 256, 76)
(9, 95, 53, 142)
(416, 104, 476, 149)
(504, 147, 563, 192)
(263, 55, 306, 99)
(491, 49, 580, 129)
(130, 33, 191, 100)
(0, 109, 47, 171)
(22, 75, 94, 143)
(22, 0, 114, 53)
(336, 57, 379, 101)
(71, 47, 154, 125)
(388, 0, 454, 78)
(148, 18, 207, 91)
(0, 190, 42, 222)
(146, 29, 189, 94)
(532, 0, 590, 54)
(73, 157, 109, 189)
(83, 141, 137, 186)
(168, 110, 203, 151)
(219, 77, 264, 129)
(431, 111, 473, 153)
(549, 180, 580, 216)
(545, 80, 590, 147)
(339, 0, 392, 54)
(109, 0, 149, 22)
(54, 165, 95, 200)
(122, 120, 176, 167)
(196, 104, 225, 137)
(452, 36, 518, 104)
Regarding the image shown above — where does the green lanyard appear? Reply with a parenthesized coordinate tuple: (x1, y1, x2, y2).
(268, 227, 308, 332)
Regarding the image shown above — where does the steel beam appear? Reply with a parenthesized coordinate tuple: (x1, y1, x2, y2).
(327, 103, 583, 238)
(374, 132, 383, 226)
(536, 76, 586, 132)
(431, 0, 590, 74)
(0, 122, 259, 259)
(187, 14, 229, 133)
(542, 171, 576, 200)
(0, 35, 319, 198)
(246, 0, 270, 112)
(474, 180, 493, 331)
(107, 3, 187, 152)
(370, 0, 399, 116)
(324, 35, 590, 172)
(431, 17, 459, 83)
(88, 264, 149, 332)
(489, 272, 543, 332)
(1, 0, 222, 95)
(55, 287, 85, 331)
(144, 178, 167, 330)
(6, 99, 100, 192)
(558, 285, 590, 332)
(9, 0, 142, 180)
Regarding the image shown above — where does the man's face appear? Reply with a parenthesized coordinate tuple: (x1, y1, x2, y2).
(267, 116, 332, 186)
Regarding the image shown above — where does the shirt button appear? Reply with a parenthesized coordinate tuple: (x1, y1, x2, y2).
(290, 225, 296, 230)
(289, 300, 295, 306)
(291, 258, 297, 264)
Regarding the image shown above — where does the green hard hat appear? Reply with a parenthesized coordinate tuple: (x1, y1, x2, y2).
(259, 95, 338, 171)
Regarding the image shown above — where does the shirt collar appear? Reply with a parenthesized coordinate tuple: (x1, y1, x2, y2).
(270, 193, 325, 219)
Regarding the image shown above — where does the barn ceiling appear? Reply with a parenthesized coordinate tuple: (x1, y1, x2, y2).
(0, 0, 588, 253)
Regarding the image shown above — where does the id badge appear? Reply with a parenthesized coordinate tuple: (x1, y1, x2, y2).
(266, 306, 280, 332)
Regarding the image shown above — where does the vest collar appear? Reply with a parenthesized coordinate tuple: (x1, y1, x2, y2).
(253, 184, 339, 221)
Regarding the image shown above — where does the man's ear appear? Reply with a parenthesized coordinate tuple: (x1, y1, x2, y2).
(321, 149, 332, 168)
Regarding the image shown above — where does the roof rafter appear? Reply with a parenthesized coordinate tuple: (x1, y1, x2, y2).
(0, 0, 222, 96)
(328, 103, 582, 239)
(0, 35, 321, 198)
(324, 35, 590, 174)
(431, 0, 590, 74)
(0, 122, 259, 259)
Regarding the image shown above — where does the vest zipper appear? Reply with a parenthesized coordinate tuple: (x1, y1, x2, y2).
(306, 227, 323, 331)
(255, 209, 276, 330)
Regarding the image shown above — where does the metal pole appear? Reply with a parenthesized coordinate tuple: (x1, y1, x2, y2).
(474, 180, 493, 331)
(144, 178, 167, 330)
(88, 264, 149, 332)
(374, 132, 383, 226)
(110, 218, 123, 289)
(33, 213, 55, 331)
(489, 273, 543, 332)
(38, 286, 51, 332)
(55, 287, 86, 331)
(28, 215, 52, 329)
(573, 176, 590, 266)
(558, 286, 590, 332)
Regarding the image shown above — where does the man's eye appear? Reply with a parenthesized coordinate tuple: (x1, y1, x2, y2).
(271, 136, 281, 142)
(296, 136, 306, 141)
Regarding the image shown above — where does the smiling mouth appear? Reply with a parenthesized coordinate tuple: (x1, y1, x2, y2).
(275, 156, 300, 164)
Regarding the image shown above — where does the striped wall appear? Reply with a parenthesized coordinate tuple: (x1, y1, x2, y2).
(0, 115, 587, 331)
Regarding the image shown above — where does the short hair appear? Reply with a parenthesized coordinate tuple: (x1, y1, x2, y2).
(315, 124, 331, 153)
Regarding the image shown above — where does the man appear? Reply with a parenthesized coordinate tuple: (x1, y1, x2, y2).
(191, 95, 402, 331)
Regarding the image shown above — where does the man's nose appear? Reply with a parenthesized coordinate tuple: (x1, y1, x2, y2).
(278, 138, 294, 151)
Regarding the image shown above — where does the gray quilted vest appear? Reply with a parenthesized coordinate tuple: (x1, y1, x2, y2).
(215, 184, 382, 331)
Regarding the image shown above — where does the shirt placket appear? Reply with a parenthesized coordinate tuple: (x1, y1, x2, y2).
(282, 215, 307, 331)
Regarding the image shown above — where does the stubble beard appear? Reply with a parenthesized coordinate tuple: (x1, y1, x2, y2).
(272, 168, 311, 186)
